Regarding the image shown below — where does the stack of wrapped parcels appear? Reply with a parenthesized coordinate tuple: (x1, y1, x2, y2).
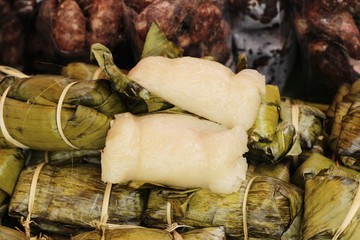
(0, 1, 360, 240)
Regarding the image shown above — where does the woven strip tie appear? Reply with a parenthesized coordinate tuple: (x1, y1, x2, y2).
(56, 81, 80, 149)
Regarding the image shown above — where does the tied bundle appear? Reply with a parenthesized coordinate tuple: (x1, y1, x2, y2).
(0, 68, 127, 151)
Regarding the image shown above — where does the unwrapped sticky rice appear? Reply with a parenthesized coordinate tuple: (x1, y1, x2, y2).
(127, 56, 266, 129)
(101, 113, 248, 194)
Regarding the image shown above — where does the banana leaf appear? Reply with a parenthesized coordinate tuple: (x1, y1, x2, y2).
(291, 153, 336, 189)
(142, 173, 303, 239)
(73, 226, 225, 240)
(0, 74, 127, 116)
(0, 148, 25, 203)
(280, 99, 326, 149)
(329, 101, 352, 151)
(246, 85, 302, 164)
(326, 83, 351, 119)
(246, 121, 300, 164)
(141, 22, 184, 59)
(327, 80, 360, 170)
(249, 85, 281, 142)
(0, 226, 26, 240)
(61, 62, 110, 81)
(0, 96, 110, 150)
(336, 103, 360, 170)
(302, 167, 360, 239)
(280, 208, 303, 240)
(294, 137, 328, 171)
(27, 149, 101, 166)
(8, 164, 148, 237)
(0, 191, 7, 207)
(90, 43, 173, 114)
(235, 53, 248, 73)
(252, 160, 291, 183)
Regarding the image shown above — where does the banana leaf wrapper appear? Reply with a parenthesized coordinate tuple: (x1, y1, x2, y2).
(0, 74, 127, 116)
(336, 102, 360, 170)
(291, 153, 336, 189)
(73, 226, 226, 240)
(327, 80, 360, 169)
(326, 83, 351, 119)
(252, 160, 291, 183)
(246, 85, 302, 164)
(329, 101, 352, 151)
(61, 62, 109, 81)
(27, 149, 101, 166)
(280, 208, 303, 240)
(280, 99, 326, 149)
(0, 191, 7, 206)
(142, 174, 303, 239)
(249, 85, 281, 143)
(90, 43, 173, 114)
(141, 22, 184, 59)
(0, 96, 110, 150)
(0, 226, 26, 240)
(301, 167, 360, 239)
(246, 121, 300, 164)
(8, 164, 148, 237)
(0, 148, 25, 202)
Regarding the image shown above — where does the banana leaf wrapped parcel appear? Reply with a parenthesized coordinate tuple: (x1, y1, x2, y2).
(301, 166, 360, 239)
(0, 74, 127, 150)
(8, 164, 148, 237)
(0, 226, 27, 240)
(27, 149, 101, 166)
(0, 148, 25, 205)
(246, 85, 301, 165)
(73, 226, 226, 240)
(327, 80, 360, 170)
(247, 85, 327, 166)
(142, 173, 303, 239)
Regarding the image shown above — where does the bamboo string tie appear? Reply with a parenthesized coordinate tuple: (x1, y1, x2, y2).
(242, 176, 259, 240)
(90, 182, 149, 238)
(21, 163, 47, 239)
(165, 202, 193, 240)
(56, 81, 80, 150)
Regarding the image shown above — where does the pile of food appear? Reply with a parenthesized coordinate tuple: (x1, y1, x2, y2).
(0, 1, 360, 240)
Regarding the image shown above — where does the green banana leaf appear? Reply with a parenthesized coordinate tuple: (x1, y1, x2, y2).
(27, 149, 101, 166)
(249, 85, 281, 142)
(0, 74, 127, 116)
(336, 103, 360, 170)
(9, 164, 148, 237)
(329, 101, 352, 151)
(280, 99, 326, 149)
(252, 160, 291, 183)
(143, 173, 303, 239)
(0, 148, 25, 202)
(0, 191, 6, 206)
(246, 85, 303, 164)
(73, 227, 225, 240)
(302, 167, 360, 239)
(291, 153, 336, 189)
(141, 22, 184, 59)
(246, 121, 301, 164)
(61, 62, 110, 81)
(329, 80, 360, 170)
(90, 43, 173, 114)
(0, 97, 110, 150)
